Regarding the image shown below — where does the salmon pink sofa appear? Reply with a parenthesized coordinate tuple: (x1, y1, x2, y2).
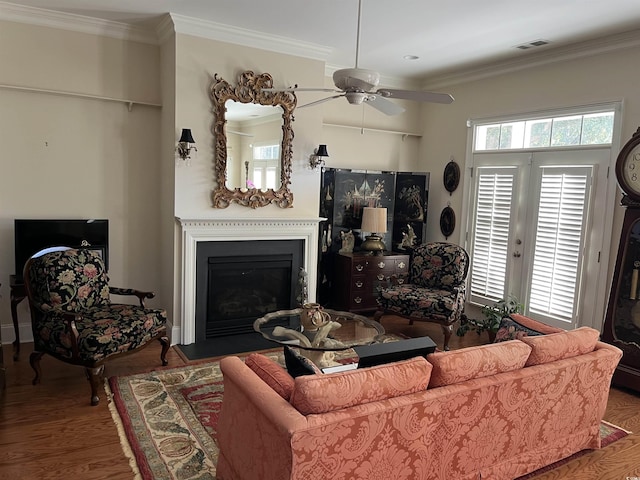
(216, 327, 621, 480)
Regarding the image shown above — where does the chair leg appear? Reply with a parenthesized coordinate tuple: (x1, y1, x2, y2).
(29, 351, 44, 385)
(441, 324, 454, 351)
(85, 365, 105, 406)
(158, 336, 170, 366)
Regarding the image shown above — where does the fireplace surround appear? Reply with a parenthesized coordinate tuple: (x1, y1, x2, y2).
(177, 218, 323, 345)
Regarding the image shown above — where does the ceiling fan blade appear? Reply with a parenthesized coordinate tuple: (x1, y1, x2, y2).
(299, 94, 345, 109)
(377, 88, 455, 104)
(365, 95, 406, 116)
(262, 87, 338, 93)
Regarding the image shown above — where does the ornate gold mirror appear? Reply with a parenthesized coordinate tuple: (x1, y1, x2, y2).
(210, 71, 296, 208)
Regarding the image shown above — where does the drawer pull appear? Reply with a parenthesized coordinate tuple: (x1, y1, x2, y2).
(377, 274, 385, 281)
(354, 296, 362, 304)
(398, 261, 406, 269)
(397, 278, 405, 284)
(377, 261, 386, 269)
(355, 280, 363, 288)
(355, 264, 364, 272)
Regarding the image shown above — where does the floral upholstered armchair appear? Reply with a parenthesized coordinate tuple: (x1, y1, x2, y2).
(374, 242, 469, 350)
(23, 248, 169, 405)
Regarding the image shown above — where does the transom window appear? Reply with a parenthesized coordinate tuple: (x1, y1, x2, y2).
(475, 111, 614, 151)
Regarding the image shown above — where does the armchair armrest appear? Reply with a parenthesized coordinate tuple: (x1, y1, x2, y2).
(109, 287, 155, 307)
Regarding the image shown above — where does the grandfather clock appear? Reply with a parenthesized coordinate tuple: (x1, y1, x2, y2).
(603, 126, 640, 391)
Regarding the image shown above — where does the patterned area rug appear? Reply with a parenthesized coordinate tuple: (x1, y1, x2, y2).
(106, 351, 630, 480)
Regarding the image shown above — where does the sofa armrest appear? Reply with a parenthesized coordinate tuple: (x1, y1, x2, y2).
(217, 356, 307, 480)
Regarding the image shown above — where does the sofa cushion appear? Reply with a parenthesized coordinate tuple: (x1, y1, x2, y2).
(290, 356, 432, 415)
(494, 313, 564, 342)
(520, 327, 601, 366)
(283, 346, 321, 377)
(427, 340, 532, 388)
(245, 353, 295, 401)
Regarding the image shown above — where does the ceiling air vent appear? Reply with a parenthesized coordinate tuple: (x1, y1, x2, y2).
(515, 39, 551, 50)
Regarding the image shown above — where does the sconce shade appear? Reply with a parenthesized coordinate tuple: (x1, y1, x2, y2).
(361, 207, 388, 233)
(317, 144, 329, 157)
(179, 128, 195, 144)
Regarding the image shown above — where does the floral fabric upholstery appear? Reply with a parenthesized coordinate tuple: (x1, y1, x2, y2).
(494, 313, 563, 342)
(377, 242, 469, 323)
(216, 340, 622, 480)
(26, 248, 166, 363)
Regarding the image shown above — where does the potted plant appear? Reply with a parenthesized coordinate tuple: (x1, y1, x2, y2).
(456, 295, 523, 341)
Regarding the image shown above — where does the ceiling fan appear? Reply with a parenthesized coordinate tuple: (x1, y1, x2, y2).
(268, 0, 454, 115)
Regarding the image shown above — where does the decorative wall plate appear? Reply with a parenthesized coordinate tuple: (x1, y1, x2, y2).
(440, 206, 456, 239)
(443, 159, 460, 195)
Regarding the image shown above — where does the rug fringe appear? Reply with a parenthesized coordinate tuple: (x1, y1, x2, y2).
(601, 419, 633, 434)
(104, 378, 143, 480)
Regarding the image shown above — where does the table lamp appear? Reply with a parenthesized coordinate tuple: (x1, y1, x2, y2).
(360, 207, 388, 254)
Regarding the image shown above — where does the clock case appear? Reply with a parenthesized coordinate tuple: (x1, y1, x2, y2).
(603, 126, 640, 391)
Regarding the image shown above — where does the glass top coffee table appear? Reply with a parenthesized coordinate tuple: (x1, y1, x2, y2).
(254, 308, 385, 367)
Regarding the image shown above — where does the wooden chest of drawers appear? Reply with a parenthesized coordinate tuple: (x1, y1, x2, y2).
(334, 252, 410, 312)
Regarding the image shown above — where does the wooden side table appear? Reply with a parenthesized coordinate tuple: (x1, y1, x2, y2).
(9, 275, 25, 361)
(334, 252, 410, 313)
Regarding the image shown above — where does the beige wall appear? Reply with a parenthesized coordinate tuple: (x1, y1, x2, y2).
(420, 47, 640, 245)
(0, 20, 163, 343)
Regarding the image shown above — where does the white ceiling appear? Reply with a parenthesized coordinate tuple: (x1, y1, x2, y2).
(4, 0, 640, 84)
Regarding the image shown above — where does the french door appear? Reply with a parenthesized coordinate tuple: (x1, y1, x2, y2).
(467, 148, 610, 329)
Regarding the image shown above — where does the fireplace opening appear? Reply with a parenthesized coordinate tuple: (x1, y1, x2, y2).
(195, 239, 304, 342)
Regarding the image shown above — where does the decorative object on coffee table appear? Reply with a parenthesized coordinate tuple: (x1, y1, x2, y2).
(254, 307, 385, 367)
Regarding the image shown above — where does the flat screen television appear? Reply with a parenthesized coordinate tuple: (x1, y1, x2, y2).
(14, 219, 109, 281)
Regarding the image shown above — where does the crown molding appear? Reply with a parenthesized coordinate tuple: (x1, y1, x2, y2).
(169, 13, 331, 62)
(422, 28, 640, 90)
(0, 1, 157, 44)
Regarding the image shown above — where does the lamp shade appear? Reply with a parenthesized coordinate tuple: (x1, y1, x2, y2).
(361, 207, 388, 233)
(179, 128, 195, 144)
(316, 144, 329, 157)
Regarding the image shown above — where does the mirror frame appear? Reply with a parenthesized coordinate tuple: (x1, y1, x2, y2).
(210, 71, 297, 208)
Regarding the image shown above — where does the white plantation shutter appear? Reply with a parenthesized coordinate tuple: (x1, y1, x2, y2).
(470, 169, 516, 302)
(528, 167, 591, 321)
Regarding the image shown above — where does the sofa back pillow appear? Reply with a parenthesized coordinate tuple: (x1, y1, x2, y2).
(494, 313, 564, 342)
(290, 357, 432, 415)
(283, 346, 322, 377)
(427, 340, 532, 388)
(245, 353, 295, 401)
(520, 327, 600, 366)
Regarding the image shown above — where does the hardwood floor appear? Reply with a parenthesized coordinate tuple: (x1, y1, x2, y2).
(1, 317, 639, 479)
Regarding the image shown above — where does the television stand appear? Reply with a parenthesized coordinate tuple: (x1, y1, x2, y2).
(9, 275, 25, 361)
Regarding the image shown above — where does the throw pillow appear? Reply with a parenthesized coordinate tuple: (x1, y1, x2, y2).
(283, 346, 321, 378)
(494, 313, 563, 342)
(427, 340, 532, 388)
(244, 353, 295, 401)
(520, 327, 601, 366)
(289, 356, 432, 415)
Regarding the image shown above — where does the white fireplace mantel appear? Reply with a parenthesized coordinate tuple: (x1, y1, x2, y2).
(177, 217, 325, 345)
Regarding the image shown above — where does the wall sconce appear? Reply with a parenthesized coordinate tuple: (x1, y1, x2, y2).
(309, 144, 329, 170)
(360, 207, 388, 255)
(176, 128, 197, 165)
